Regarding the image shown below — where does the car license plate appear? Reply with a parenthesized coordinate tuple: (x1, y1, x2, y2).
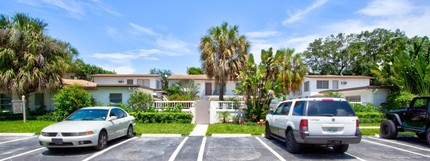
(52, 138, 63, 145)
(327, 127, 338, 132)
(328, 140, 341, 145)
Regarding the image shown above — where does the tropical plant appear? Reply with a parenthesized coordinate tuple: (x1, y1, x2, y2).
(380, 91, 415, 113)
(218, 111, 231, 123)
(236, 48, 306, 122)
(187, 67, 204, 75)
(51, 83, 94, 121)
(149, 68, 172, 90)
(199, 22, 250, 100)
(127, 90, 154, 111)
(176, 80, 200, 100)
(0, 13, 77, 99)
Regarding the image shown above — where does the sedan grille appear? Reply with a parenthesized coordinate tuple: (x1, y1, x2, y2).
(42, 132, 57, 137)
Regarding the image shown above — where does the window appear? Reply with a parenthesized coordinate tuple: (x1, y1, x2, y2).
(156, 80, 161, 89)
(127, 79, 133, 85)
(0, 94, 12, 112)
(345, 95, 361, 102)
(293, 101, 305, 116)
(307, 101, 355, 116)
(282, 102, 292, 115)
(137, 79, 150, 88)
(316, 80, 329, 89)
(214, 83, 226, 95)
(411, 98, 429, 110)
(304, 81, 310, 92)
(274, 103, 284, 115)
(332, 80, 339, 89)
(118, 80, 124, 83)
(34, 93, 44, 107)
(112, 108, 126, 118)
(109, 93, 122, 105)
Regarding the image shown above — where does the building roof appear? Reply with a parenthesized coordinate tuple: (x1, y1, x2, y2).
(62, 78, 97, 89)
(91, 74, 160, 77)
(168, 74, 212, 80)
(305, 75, 373, 79)
(96, 84, 140, 87)
(319, 86, 389, 93)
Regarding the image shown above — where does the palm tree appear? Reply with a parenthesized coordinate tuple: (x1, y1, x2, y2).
(0, 13, 77, 99)
(199, 22, 250, 100)
(275, 48, 307, 100)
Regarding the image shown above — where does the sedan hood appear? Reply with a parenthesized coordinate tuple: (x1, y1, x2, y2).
(42, 121, 106, 132)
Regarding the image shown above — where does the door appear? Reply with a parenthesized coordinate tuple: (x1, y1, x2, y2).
(277, 102, 292, 137)
(205, 83, 212, 95)
(404, 98, 428, 131)
(195, 100, 210, 124)
(271, 103, 285, 136)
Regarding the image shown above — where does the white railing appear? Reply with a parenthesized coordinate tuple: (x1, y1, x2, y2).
(209, 101, 246, 124)
(153, 101, 195, 109)
(215, 101, 247, 110)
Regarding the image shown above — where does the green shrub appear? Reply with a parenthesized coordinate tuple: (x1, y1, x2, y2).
(129, 112, 192, 123)
(351, 103, 379, 112)
(49, 84, 94, 121)
(356, 112, 385, 123)
(381, 91, 415, 113)
(169, 93, 192, 101)
(127, 91, 153, 111)
(167, 86, 180, 96)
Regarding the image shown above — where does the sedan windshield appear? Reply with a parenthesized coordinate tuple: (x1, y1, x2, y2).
(66, 109, 108, 121)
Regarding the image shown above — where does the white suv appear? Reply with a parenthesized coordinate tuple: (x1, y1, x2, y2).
(265, 97, 361, 153)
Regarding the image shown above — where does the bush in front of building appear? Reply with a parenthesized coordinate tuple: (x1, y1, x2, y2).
(351, 103, 380, 113)
(129, 112, 192, 123)
(380, 91, 415, 113)
(355, 112, 385, 123)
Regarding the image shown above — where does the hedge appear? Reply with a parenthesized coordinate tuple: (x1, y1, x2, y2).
(356, 112, 385, 123)
(129, 112, 192, 123)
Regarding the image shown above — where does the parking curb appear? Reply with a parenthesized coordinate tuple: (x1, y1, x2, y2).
(141, 134, 182, 137)
(211, 134, 252, 137)
(0, 133, 35, 137)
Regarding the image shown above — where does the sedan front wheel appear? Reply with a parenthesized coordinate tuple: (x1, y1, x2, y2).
(126, 125, 134, 139)
(95, 131, 108, 150)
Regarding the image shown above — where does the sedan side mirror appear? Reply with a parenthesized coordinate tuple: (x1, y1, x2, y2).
(109, 116, 117, 121)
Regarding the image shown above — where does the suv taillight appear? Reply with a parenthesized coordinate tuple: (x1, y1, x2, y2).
(356, 119, 359, 128)
(300, 119, 308, 131)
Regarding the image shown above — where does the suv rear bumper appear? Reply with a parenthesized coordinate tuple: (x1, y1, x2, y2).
(293, 130, 362, 145)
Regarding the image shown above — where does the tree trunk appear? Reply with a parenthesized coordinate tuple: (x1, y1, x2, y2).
(219, 81, 225, 101)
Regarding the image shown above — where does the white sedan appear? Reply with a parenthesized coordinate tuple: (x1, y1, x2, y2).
(39, 106, 136, 150)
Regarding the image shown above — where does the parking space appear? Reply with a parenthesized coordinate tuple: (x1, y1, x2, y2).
(1, 135, 430, 161)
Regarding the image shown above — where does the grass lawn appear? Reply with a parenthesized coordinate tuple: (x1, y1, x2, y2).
(360, 123, 381, 126)
(134, 123, 195, 136)
(206, 123, 265, 136)
(0, 120, 56, 134)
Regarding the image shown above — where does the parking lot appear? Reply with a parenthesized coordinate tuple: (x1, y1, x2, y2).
(0, 135, 429, 161)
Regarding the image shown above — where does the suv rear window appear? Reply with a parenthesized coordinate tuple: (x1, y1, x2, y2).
(307, 101, 356, 116)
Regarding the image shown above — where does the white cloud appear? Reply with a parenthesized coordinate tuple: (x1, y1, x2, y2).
(156, 37, 191, 54)
(129, 23, 159, 36)
(42, 0, 84, 18)
(283, 0, 327, 25)
(246, 30, 280, 38)
(324, 0, 430, 37)
(357, 0, 413, 17)
(101, 65, 135, 74)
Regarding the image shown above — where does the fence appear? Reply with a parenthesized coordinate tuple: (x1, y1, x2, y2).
(152, 101, 246, 124)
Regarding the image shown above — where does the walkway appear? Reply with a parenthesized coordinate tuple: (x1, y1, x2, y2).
(189, 124, 208, 136)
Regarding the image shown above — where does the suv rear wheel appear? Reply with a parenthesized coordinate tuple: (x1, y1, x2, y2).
(333, 144, 349, 153)
(380, 120, 397, 139)
(285, 130, 301, 153)
(426, 128, 430, 145)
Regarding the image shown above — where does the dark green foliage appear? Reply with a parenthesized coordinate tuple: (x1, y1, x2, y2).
(356, 112, 385, 123)
(187, 67, 204, 75)
(169, 93, 192, 101)
(129, 112, 192, 123)
(351, 103, 380, 113)
(127, 91, 153, 111)
(70, 59, 115, 81)
(149, 68, 172, 90)
(167, 86, 180, 96)
(381, 91, 415, 113)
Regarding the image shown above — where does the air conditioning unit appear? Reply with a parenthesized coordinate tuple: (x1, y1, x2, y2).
(341, 81, 347, 85)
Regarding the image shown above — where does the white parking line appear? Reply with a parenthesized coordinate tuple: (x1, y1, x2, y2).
(0, 136, 36, 145)
(168, 136, 189, 161)
(82, 137, 136, 161)
(197, 136, 207, 161)
(362, 139, 430, 158)
(345, 152, 367, 161)
(255, 137, 286, 161)
(367, 137, 430, 152)
(0, 147, 45, 161)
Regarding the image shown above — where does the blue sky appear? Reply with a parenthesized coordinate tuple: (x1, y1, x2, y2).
(1, 0, 430, 74)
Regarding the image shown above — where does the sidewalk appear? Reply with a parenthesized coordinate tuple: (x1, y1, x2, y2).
(189, 124, 208, 136)
(359, 126, 379, 129)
